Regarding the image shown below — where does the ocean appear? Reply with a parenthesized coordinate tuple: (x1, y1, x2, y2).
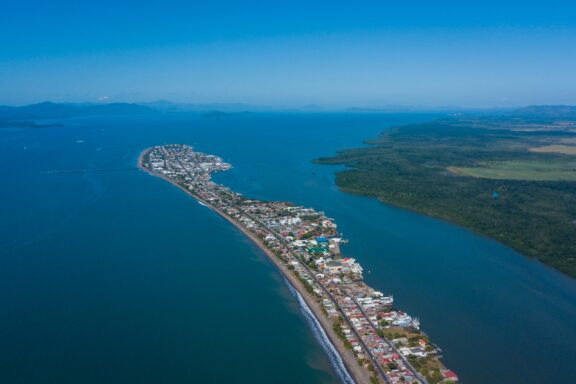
(1, 112, 575, 383)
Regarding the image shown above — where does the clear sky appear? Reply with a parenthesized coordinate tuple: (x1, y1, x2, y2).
(1, 0, 575, 107)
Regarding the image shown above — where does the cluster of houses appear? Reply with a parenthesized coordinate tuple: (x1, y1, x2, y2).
(142, 145, 459, 384)
(338, 292, 421, 384)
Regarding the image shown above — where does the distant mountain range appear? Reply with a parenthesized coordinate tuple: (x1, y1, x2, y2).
(0, 102, 156, 121)
(0, 100, 275, 126)
(511, 105, 576, 119)
(1, 101, 575, 127)
(140, 99, 273, 112)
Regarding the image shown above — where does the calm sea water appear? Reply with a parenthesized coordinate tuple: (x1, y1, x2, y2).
(1, 112, 575, 383)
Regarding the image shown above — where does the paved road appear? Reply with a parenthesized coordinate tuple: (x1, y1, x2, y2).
(347, 294, 428, 383)
(167, 151, 401, 384)
(241, 210, 391, 384)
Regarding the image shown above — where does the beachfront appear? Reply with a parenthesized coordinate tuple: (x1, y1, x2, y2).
(139, 144, 458, 384)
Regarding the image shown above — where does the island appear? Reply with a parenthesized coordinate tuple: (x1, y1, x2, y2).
(316, 107, 576, 278)
(139, 144, 458, 384)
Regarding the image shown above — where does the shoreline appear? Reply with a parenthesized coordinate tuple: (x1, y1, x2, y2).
(137, 149, 370, 384)
(339, 184, 576, 280)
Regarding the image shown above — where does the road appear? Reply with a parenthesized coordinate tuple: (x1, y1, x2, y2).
(240, 209, 392, 384)
(167, 148, 421, 384)
(346, 294, 428, 383)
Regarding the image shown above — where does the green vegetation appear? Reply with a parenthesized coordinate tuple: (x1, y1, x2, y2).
(296, 274, 315, 295)
(449, 159, 576, 181)
(316, 116, 576, 277)
(428, 369, 443, 384)
(332, 318, 353, 349)
(407, 355, 444, 383)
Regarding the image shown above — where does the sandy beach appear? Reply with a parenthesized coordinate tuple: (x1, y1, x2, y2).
(137, 148, 370, 384)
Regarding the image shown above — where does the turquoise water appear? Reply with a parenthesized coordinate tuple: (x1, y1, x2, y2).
(1, 113, 575, 383)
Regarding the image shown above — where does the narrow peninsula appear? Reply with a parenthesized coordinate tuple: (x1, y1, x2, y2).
(139, 144, 458, 384)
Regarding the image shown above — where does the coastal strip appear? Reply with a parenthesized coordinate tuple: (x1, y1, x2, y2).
(137, 148, 369, 383)
(286, 280, 355, 384)
(138, 145, 458, 384)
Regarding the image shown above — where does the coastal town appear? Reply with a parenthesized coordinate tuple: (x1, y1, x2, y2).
(140, 144, 459, 384)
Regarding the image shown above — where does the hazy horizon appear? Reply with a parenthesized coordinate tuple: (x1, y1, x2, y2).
(1, 1, 575, 107)
(1, 99, 572, 112)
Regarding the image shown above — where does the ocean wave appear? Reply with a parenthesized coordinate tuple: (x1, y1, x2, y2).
(284, 278, 355, 384)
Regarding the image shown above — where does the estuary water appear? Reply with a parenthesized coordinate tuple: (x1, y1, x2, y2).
(1, 112, 575, 383)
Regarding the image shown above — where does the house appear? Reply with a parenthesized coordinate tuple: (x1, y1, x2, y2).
(441, 369, 459, 382)
(325, 261, 343, 274)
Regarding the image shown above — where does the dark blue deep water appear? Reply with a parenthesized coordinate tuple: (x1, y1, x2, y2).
(1, 113, 575, 383)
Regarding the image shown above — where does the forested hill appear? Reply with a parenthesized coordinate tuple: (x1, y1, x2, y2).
(511, 105, 576, 120)
(0, 102, 156, 122)
(316, 113, 576, 277)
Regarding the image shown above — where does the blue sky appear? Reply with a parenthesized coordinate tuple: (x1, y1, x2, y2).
(1, 1, 575, 107)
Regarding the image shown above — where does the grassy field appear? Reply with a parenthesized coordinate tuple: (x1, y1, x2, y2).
(316, 116, 576, 277)
(448, 160, 576, 181)
(529, 144, 576, 155)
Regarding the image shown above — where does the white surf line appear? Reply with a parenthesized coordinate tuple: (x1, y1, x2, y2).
(284, 277, 355, 384)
